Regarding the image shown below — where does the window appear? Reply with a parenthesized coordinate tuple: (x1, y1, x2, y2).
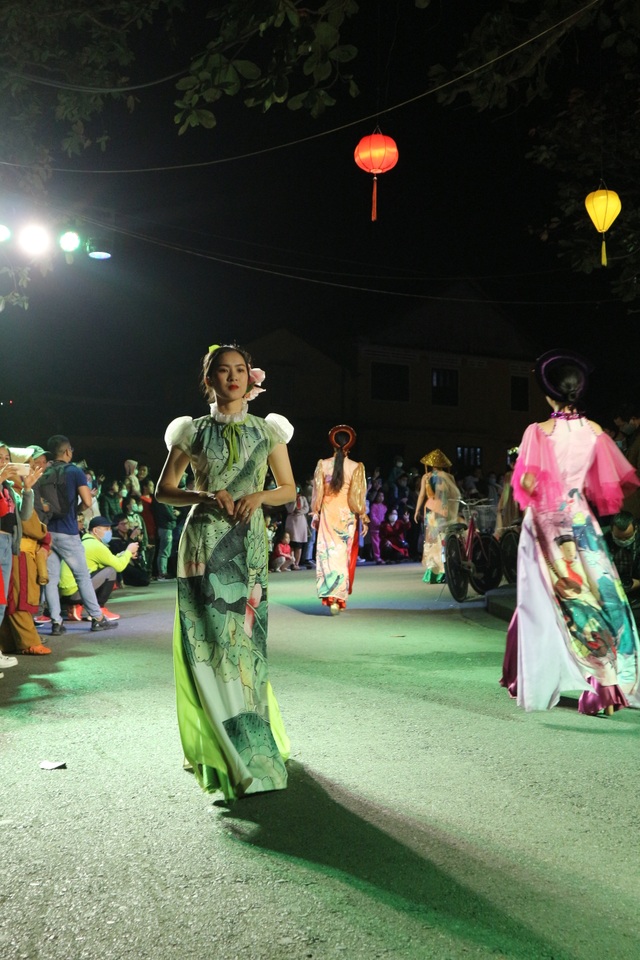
(371, 362, 410, 401)
(431, 367, 458, 406)
(456, 446, 483, 468)
(510, 375, 529, 412)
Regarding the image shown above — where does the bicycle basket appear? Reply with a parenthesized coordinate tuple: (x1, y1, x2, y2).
(471, 501, 497, 534)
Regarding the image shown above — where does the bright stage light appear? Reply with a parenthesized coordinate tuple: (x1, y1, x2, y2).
(0, 224, 11, 242)
(86, 238, 111, 260)
(18, 224, 51, 257)
(59, 230, 81, 252)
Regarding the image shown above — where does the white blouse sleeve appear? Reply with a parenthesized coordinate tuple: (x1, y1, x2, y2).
(164, 416, 196, 454)
(265, 413, 294, 450)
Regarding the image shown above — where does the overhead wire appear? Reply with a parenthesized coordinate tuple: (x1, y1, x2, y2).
(78, 212, 621, 307)
(0, 0, 600, 175)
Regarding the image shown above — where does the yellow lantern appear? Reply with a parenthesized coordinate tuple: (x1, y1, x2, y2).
(585, 187, 621, 267)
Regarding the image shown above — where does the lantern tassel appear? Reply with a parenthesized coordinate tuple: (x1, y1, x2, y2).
(601, 236, 607, 267)
(371, 175, 378, 222)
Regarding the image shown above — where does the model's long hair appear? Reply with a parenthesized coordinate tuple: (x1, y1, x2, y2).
(201, 344, 252, 402)
(330, 430, 351, 492)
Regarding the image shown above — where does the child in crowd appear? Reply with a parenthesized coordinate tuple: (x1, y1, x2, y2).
(271, 532, 296, 572)
(368, 490, 387, 564)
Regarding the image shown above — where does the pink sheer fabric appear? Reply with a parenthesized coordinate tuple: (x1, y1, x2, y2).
(512, 422, 639, 514)
(505, 418, 640, 713)
(511, 424, 564, 513)
(584, 433, 640, 514)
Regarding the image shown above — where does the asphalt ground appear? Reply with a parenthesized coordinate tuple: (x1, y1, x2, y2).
(1, 563, 638, 960)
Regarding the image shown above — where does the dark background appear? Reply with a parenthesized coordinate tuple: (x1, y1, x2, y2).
(0, 3, 633, 473)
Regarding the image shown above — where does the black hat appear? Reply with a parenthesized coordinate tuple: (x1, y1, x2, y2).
(534, 349, 594, 403)
(89, 516, 112, 530)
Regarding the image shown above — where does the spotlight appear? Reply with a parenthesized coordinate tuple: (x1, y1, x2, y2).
(59, 230, 81, 252)
(0, 224, 11, 242)
(18, 224, 51, 257)
(86, 238, 111, 260)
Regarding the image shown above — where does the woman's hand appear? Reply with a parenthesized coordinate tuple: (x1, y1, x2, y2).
(198, 488, 234, 516)
(233, 491, 264, 523)
(23, 463, 44, 491)
(521, 472, 535, 494)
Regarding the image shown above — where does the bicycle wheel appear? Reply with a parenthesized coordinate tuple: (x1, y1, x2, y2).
(500, 528, 519, 584)
(469, 534, 503, 595)
(445, 533, 469, 602)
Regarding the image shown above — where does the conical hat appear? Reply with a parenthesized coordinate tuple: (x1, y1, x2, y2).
(420, 448, 452, 469)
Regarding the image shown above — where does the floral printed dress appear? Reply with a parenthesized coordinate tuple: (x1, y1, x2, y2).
(503, 417, 640, 713)
(165, 406, 293, 800)
(312, 456, 367, 608)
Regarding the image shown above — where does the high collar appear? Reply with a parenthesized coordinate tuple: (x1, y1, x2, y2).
(209, 401, 248, 424)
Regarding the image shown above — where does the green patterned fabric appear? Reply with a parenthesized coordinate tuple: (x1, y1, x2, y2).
(170, 412, 290, 800)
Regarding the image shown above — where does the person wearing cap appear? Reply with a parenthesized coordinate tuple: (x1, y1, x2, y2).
(58, 516, 139, 622)
(415, 449, 460, 584)
(42, 435, 117, 636)
(501, 349, 640, 715)
(311, 424, 368, 614)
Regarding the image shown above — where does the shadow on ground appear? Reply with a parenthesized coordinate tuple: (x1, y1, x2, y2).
(219, 761, 569, 959)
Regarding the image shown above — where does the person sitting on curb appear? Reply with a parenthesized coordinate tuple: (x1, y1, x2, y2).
(59, 516, 139, 622)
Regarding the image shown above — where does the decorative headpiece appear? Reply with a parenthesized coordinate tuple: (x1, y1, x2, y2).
(534, 349, 593, 403)
(207, 343, 266, 401)
(420, 449, 452, 469)
(329, 424, 356, 453)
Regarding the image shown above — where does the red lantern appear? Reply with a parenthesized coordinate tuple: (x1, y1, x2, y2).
(354, 131, 399, 221)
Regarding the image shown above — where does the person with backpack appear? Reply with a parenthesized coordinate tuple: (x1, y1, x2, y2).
(41, 435, 117, 636)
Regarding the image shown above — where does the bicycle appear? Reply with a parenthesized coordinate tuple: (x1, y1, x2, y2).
(497, 519, 521, 584)
(444, 499, 503, 602)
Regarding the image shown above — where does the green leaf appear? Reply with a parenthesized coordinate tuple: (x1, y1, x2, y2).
(313, 60, 332, 83)
(314, 22, 339, 49)
(195, 108, 216, 128)
(232, 59, 261, 80)
(175, 75, 199, 90)
(287, 92, 307, 111)
(414, 0, 431, 8)
(329, 44, 357, 63)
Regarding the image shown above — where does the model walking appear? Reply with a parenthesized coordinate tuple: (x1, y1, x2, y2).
(157, 344, 296, 799)
(312, 425, 367, 614)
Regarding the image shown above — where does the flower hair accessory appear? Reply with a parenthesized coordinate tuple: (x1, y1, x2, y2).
(245, 367, 266, 402)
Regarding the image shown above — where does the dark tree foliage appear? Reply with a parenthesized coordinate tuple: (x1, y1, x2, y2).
(429, 0, 640, 301)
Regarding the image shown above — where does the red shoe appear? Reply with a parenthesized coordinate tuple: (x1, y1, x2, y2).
(101, 607, 121, 622)
(34, 615, 52, 625)
(66, 605, 83, 622)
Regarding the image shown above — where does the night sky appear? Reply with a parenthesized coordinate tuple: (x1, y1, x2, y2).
(0, 3, 633, 459)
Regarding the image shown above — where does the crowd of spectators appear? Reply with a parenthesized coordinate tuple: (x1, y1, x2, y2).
(264, 453, 517, 571)
(7, 415, 639, 680)
(0, 434, 188, 678)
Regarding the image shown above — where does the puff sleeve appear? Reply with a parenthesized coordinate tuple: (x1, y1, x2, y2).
(265, 413, 294, 452)
(347, 462, 367, 515)
(164, 416, 196, 454)
(584, 432, 640, 515)
(511, 423, 564, 512)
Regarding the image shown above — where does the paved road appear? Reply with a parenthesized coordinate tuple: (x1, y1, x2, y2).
(1, 564, 638, 960)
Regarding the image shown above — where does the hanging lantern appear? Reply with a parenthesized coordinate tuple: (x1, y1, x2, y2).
(354, 131, 398, 221)
(585, 186, 621, 267)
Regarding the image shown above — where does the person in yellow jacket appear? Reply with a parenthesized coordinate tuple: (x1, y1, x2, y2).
(59, 516, 138, 622)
